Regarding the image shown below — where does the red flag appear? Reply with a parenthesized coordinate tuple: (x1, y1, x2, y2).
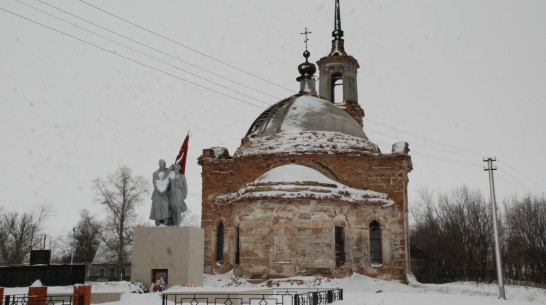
(175, 133, 189, 175)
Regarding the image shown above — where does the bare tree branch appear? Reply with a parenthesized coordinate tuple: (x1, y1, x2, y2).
(93, 166, 149, 280)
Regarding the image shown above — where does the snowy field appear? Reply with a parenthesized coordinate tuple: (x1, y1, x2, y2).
(4, 273, 545, 305)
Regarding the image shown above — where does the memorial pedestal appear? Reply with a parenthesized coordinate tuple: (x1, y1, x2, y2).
(132, 226, 204, 287)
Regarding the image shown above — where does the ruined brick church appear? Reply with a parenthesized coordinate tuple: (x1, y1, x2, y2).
(199, 1, 412, 280)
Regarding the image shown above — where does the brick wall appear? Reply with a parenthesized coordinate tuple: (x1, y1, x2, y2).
(200, 147, 411, 280)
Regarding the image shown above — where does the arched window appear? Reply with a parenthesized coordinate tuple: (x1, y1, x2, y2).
(235, 227, 240, 266)
(369, 220, 382, 265)
(331, 73, 343, 104)
(335, 226, 345, 265)
(216, 222, 224, 265)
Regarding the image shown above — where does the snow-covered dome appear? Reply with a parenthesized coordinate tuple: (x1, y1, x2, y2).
(215, 164, 393, 205)
(235, 94, 380, 157)
(245, 95, 368, 139)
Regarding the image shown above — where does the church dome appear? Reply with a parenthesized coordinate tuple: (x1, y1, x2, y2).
(245, 95, 368, 139)
(235, 94, 380, 157)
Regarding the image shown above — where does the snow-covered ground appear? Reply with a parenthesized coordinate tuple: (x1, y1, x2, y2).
(4, 273, 545, 305)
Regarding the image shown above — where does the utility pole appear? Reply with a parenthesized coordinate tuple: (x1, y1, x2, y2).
(70, 227, 75, 285)
(70, 227, 75, 265)
(484, 157, 506, 299)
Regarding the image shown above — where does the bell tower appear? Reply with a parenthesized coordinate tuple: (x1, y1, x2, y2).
(317, 0, 364, 127)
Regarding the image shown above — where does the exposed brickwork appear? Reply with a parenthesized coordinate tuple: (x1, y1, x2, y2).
(338, 101, 364, 127)
(28, 287, 47, 305)
(200, 146, 412, 280)
(73, 285, 92, 305)
(0, 287, 4, 305)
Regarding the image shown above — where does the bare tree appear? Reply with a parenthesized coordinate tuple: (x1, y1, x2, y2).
(179, 209, 200, 227)
(73, 210, 101, 263)
(54, 210, 102, 264)
(411, 186, 494, 282)
(412, 188, 546, 285)
(503, 195, 546, 285)
(0, 205, 51, 265)
(93, 166, 149, 280)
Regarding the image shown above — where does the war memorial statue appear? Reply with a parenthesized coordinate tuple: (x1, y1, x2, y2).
(149, 159, 188, 226)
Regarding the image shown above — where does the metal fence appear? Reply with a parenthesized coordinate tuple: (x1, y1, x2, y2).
(161, 288, 343, 305)
(3, 294, 83, 305)
(0, 265, 86, 287)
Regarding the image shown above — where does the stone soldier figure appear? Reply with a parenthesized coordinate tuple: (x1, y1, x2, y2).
(149, 159, 171, 226)
(169, 163, 188, 226)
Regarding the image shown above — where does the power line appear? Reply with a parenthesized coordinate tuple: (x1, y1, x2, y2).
(0, 6, 265, 110)
(378, 137, 542, 195)
(498, 161, 544, 191)
(34, 0, 282, 102)
(411, 151, 481, 168)
(496, 175, 522, 194)
(14, 0, 274, 107)
(371, 138, 481, 168)
(364, 117, 488, 157)
(366, 127, 480, 159)
(78, 0, 295, 94)
(496, 173, 544, 197)
(5, 3, 538, 189)
(372, 123, 542, 192)
(498, 169, 542, 194)
(367, 121, 543, 193)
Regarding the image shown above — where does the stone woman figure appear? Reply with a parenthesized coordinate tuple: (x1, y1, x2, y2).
(150, 159, 171, 226)
(169, 163, 188, 226)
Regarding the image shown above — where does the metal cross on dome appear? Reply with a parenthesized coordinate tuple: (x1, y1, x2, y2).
(301, 27, 312, 51)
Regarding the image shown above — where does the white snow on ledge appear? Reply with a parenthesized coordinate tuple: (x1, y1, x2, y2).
(256, 164, 335, 184)
(216, 165, 394, 206)
(392, 142, 409, 154)
(212, 147, 228, 158)
(234, 131, 381, 157)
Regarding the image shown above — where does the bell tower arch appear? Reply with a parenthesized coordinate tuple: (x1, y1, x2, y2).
(317, 0, 364, 127)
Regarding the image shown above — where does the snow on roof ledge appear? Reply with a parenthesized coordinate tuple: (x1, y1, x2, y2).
(256, 164, 337, 184)
(215, 164, 395, 206)
(392, 142, 409, 154)
(235, 131, 381, 157)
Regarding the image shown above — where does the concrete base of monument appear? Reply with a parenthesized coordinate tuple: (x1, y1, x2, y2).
(131, 226, 204, 287)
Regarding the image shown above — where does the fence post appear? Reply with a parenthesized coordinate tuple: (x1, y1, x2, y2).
(339, 289, 343, 301)
(0, 287, 3, 305)
(4, 295, 9, 305)
(293, 294, 299, 305)
(312, 292, 318, 305)
(73, 285, 92, 305)
(161, 294, 166, 305)
(28, 286, 48, 305)
(327, 290, 333, 303)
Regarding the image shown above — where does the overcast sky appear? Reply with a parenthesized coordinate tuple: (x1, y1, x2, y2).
(1, 0, 545, 238)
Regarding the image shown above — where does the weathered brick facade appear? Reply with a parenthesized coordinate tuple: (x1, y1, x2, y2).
(199, 143, 412, 280)
(199, 0, 412, 281)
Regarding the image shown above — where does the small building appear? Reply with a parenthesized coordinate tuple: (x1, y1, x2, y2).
(199, 0, 412, 280)
(86, 263, 131, 282)
(86, 242, 131, 281)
